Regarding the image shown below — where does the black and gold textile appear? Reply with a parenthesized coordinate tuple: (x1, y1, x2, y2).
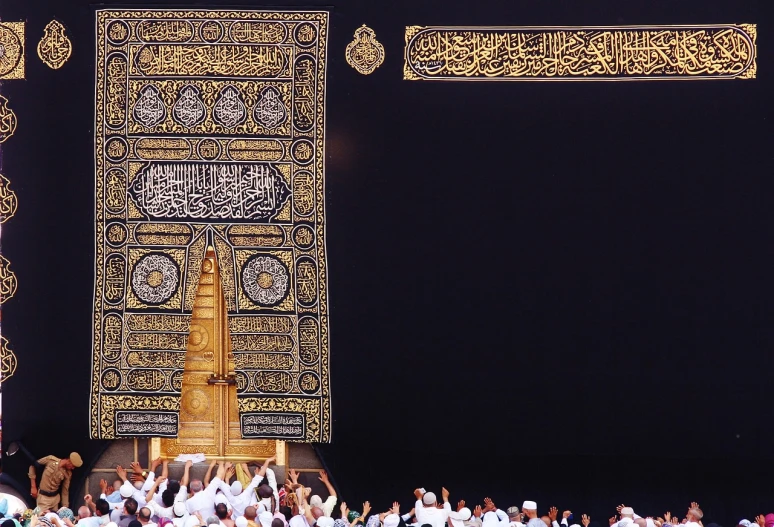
(90, 9, 331, 442)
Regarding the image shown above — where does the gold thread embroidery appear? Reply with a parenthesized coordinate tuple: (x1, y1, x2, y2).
(38, 20, 72, 70)
(0, 96, 17, 143)
(0, 174, 18, 223)
(0, 22, 25, 80)
(345, 25, 385, 75)
(404, 25, 757, 81)
(0, 255, 18, 305)
(0, 336, 18, 384)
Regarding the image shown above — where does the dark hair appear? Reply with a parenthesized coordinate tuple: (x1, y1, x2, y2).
(128, 521, 142, 527)
(161, 489, 175, 507)
(216, 504, 228, 520)
(167, 481, 181, 494)
(279, 506, 291, 521)
(272, 520, 284, 527)
(96, 499, 111, 516)
(125, 498, 139, 516)
(2, 519, 16, 527)
(257, 485, 273, 499)
(244, 507, 257, 520)
(139, 508, 151, 521)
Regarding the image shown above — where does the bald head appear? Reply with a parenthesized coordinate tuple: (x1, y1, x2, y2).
(634, 519, 647, 527)
(312, 508, 324, 519)
(190, 480, 203, 493)
(542, 517, 551, 527)
(78, 507, 91, 519)
(245, 506, 257, 520)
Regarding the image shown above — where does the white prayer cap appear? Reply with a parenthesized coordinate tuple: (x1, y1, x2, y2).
(310, 496, 323, 509)
(231, 481, 243, 495)
(522, 502, 537, 511)
(120, 481, 135, 498)
(422, 492, 437, 505)
(621, 509, 634, 517)
(290, 516, 308, 527)
(215, 494, 229, 506)
(384, 515, 400, 527)
(236, 518, 249, 527)
(646, 519, 656, 527)
(259, 511, 274, 527)
(173, 501, 187, 517)
(571, 525, 582, 527)
(482, 512, 500, 527)
(449, 509, 472, 527)
(106, 523, 118, 527)
(739, 521, 751, 527)
(317, 518, 335, 527)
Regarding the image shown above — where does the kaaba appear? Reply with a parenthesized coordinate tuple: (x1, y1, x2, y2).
(0, 1, 771, 526)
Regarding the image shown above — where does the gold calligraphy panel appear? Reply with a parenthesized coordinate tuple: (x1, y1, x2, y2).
(0, 22, 25, 80)
(91, 10, 331, 442)
(404, 25, 757, 81)
(38, 20, 72, 70)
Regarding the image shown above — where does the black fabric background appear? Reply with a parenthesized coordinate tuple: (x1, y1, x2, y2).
(0, 0, 772, 525)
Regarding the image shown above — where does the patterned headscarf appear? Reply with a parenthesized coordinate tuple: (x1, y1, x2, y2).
(57, 509, 74, 522)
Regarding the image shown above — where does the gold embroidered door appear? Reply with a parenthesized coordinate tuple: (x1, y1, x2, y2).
(158, 246, 278, 460)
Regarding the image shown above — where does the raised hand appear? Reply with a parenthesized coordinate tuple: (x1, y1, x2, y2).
(154, 477, 167, 487)
(151, 457, 162, 471)
(130, 474, 145, 483)
(116, 465, 128, 480)
(442, 488, 450, 501)
(84, 495, 93, 504)
(564, 511, 572, 520)
(363, 502, 371, 518)
(99, 479, 108, 492)
(582, 515, 590, 527)
(610, 517, 618, 526)
(664, 513, 672, 524)
(414, 489, 423, 500)
(549, 507, 558, 522)
(617, 506, 626, 515)
(392, 503, 400, 515)
(474, 506, 483, 518)
(225, 466, 235, 481)
(484, 498, 496, 513)
(130, 461, 142, 473)
(690, 503, 700, 511)
(755, 516, 766, 527)
(289, 469, 300, 484)
(319, 470, 330, 483)
(185, 460, 193, 468)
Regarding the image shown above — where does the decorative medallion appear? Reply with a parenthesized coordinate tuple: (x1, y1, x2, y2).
(133, 85, 167, 128)
(131, 253, 180, 304)
(254, 86, 288, 129)
(0, 96, 17, 143)
(345, 25, 385, 75)
(242, 255, 290, 306)
(0, 22, 25, 79)
(213, 86, 247, 128)
(0, 336, 17, 384)
(172, 85, 206, 128)
(37, 20, 72, 70)
(0, 254, 17, 305)
(0, 173, 18, 223)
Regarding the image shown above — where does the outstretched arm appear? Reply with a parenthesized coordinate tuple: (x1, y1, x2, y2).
(204, 460, 216, 487)
(181, 460, 192, 488)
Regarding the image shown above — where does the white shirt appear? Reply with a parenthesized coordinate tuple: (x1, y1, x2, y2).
(187, 478, 223, 517)
(321, 496, 337, 518)
(146, 485, 188, 520)
(142, 471, 169, 507)
(78, 517, 109, 527)
(414, 501, 452, 527)
(172, 514, 200, 527)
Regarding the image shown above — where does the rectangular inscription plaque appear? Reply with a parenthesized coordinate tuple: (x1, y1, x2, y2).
(90, 10, 331, 442)
(404, 25, 757, 81)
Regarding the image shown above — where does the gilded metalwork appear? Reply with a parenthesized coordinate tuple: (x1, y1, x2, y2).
(345, 25, 384, 75)
(0, 96, 17, 143)
(0, 336, 17, 384)
(38, 20, 72, 70)
(0, 22, 25, 79)
(91, 10, 332, 443)
(0, 174, 18, 223)
(0, 255, 17, 305)
(404, 25, 757, 81)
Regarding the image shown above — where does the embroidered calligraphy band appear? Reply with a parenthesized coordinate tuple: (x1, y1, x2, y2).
(91, 10, 331, 442)
(0, 22, 25, 80)
(404, 25, 757, 81)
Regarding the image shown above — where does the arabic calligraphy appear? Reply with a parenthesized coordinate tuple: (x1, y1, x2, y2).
(38, 20, 72, 70)
(241, 413, 305, 438)
(404, 25, 757, 80)
(0, 96, 17, 143)
(116, 411, 178, 436)
(0, 255, 17, 305)
(132, 44, 290, 77)
(0, 173, 18, 223)
(128, 162, 291, 221)
(93, 10, 331, 442)
(345, 25, 385, 75)
(0, 336, 17, 385)
(0, 22, 24, 79)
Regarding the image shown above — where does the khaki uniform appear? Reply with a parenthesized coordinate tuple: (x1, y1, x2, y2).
(36, 455, 71, 510)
